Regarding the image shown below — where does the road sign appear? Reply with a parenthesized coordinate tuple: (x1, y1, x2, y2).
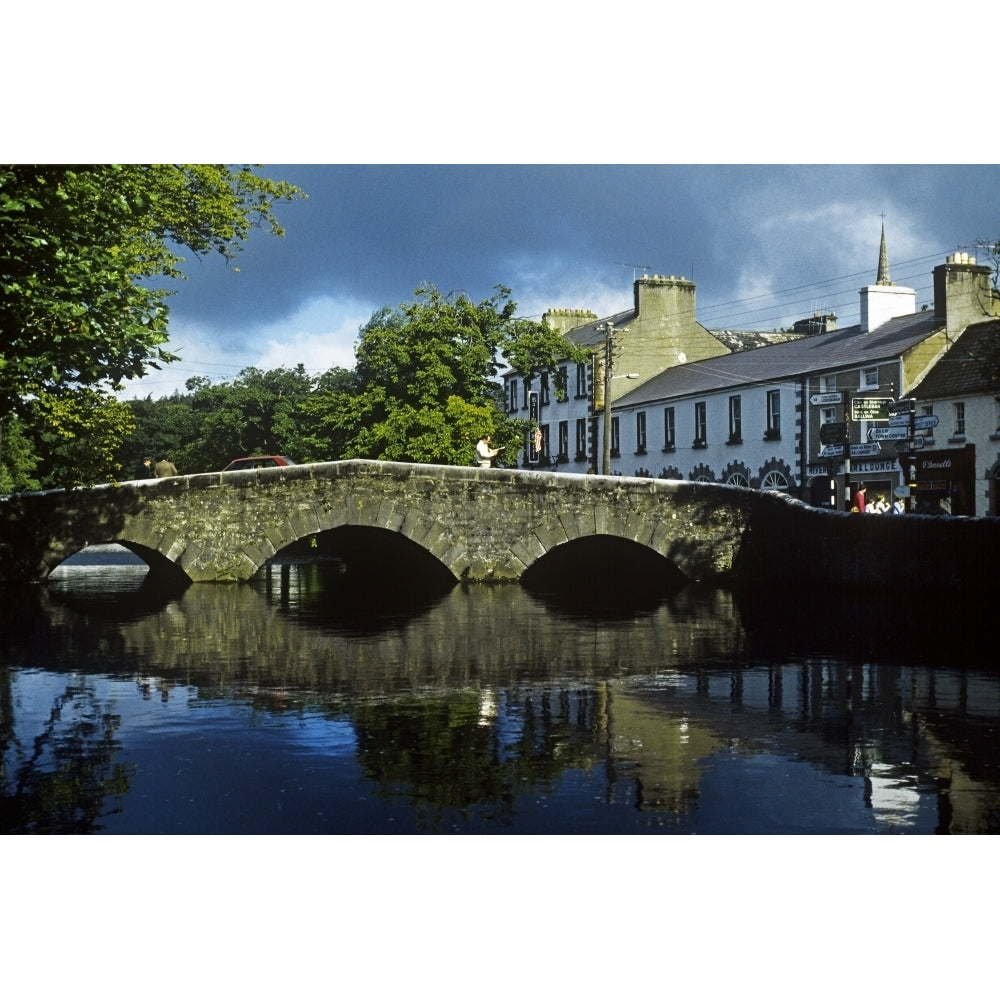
(851, 396, 892, 421)
(819, 421, 845, 445)
(819, 445, 844, 458)
(810, 392, 843, 405)
(850, 443, 880, 457)
(888, 413, 939, 430)
(868, 426, 909, 441)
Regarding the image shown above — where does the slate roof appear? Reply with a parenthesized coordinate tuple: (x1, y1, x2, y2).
(911, 319, 1000, 400)
(616, 310, 943, 406)
(563, 309, 643, 348)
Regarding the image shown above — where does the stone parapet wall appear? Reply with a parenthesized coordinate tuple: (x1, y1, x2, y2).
(2, 461, 997, 591)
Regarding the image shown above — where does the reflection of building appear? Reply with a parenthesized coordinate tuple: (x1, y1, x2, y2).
(595, 664, 1000, 833)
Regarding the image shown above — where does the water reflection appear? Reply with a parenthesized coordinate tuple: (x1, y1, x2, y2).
(2, 556, 999, 833)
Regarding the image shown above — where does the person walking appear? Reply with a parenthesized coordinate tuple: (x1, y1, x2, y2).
(475, 435, 502, 468)
(853, 483, 867, 512)
(155, 456, 178, 478)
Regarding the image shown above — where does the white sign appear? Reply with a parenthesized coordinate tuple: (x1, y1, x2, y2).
(850, 443, 881, 457)
(819, 444, 844, 458)
(888, 413, 939, 430)
(868, 426, 909, 441)
(810, 392, 843, 405)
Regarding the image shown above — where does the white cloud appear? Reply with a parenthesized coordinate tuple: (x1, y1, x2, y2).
(121, 295, 375, 399)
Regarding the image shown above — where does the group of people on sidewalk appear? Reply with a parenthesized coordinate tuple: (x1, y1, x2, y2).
(852, 483, 903, 514)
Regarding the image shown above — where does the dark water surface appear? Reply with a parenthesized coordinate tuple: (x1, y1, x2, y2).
(2, 545, 998, 834)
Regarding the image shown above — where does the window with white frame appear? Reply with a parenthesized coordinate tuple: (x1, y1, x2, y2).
(954, 401, 966, 437)
(507, 380, 518, 413)
(636, 411, 647, 453)
(575, 418, 588, 459)
(767, 390, 780, 436)
(610, 416, 620, 457)
(820, 375, 837, 393)
(728, 395, 742, 442)
(663, 407, 675, 450)
(821, 407, 837, 425)
(541, 372, 550, 406)
(575, 362, 588, 399)
(557, 421, 568, 460)
(862, 367, 879, 389)
(694, 401, 707, 444)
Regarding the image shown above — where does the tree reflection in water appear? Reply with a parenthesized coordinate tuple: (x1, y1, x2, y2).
(0, 672, 133, 834)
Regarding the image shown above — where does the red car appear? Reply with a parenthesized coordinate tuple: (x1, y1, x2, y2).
(221, 456, 297, 472)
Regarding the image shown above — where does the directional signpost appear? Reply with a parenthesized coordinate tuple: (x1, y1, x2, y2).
(868, 426, 909, 441)
(810, 392, 843, 406)
(851, 396, 893, 421)
(819, 443, 881, 458)
(888, 413, 938, 431)
(820, 422, 845, 445)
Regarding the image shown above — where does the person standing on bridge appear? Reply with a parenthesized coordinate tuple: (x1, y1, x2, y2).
(476, 435, 502, 468)
(155, 455, 178, 478)
(135, 457, 155, 479)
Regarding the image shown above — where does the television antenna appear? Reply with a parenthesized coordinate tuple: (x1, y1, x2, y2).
(615, 261, 651, 281)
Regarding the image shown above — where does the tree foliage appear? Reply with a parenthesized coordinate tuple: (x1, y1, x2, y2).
(0, 164, 304, 420)
(299, 284, 585, 465)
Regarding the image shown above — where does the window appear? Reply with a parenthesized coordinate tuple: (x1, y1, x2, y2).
(954, 401, 966, 438)
(557, 421, 569, 461)
(663, 407, 676, 450)
(540, 424, 551, 461)
(694, 401, 707, 445)
(761, 470, 789, 491)
(575, 362, 589, 400)
(728, 395, 742, 442)
(821, 407, 837, 425)
(556, 366, 568, 402)
(766, 390, 780, 437)
(507, 380, 518, 413)
(820, 375, 837, 393)
(862, 367, 879, 389)
(575, 418, 588, 460)
(610, 416, 620, 458)
(636, 411, 647, 454)
(541, 372, 550, 406)
(522, 380, 530, 410)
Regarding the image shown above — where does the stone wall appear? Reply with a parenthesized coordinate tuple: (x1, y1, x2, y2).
(2, 460, 998, 591)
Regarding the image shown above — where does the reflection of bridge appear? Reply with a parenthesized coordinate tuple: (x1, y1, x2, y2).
(3, 460, 999, 589)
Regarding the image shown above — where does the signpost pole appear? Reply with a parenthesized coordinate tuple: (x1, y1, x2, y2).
(843, 390, 852, 511)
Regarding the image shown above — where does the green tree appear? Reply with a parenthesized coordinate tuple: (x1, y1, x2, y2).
(184, 365, 317, 471)
(20, 389, 137, 489)
(0, 413, 40, 493)
(301, 284, 585, 465)
(0, 164, 304, 421)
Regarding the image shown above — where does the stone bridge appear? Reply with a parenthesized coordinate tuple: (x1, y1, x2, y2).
(1, 460, 997, 591)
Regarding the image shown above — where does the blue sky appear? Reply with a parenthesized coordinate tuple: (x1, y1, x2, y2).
(126, 163, 1000, 398)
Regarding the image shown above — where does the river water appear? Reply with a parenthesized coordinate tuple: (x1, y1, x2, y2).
(2, 544, 997, 835)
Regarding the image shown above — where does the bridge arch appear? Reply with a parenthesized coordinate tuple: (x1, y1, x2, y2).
(5, 459, 999, 593)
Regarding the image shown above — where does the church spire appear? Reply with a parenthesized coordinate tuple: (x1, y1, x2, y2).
(876, 216, 891, 286)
